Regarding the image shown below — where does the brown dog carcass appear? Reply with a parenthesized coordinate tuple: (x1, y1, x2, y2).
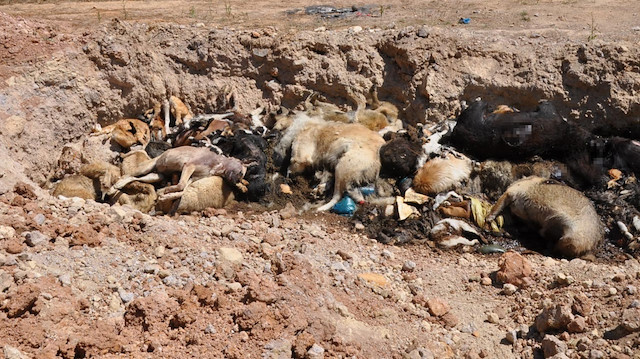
(486, 176, 603, 258)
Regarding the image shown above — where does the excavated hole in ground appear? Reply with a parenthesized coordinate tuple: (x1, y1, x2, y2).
(5, 21, 639, 262)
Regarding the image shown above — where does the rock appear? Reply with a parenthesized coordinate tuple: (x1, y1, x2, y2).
(626, 285, 637, 295)
(480, 277, 492, 286)
(4, 240, 23, 254)
(505, 330, 517, 344)
(555, 273, 574, 286)
(572, 293, 594, 316)
(357, 272, 388, 287)
(417, 26, 430, 38)
(119, 291, 135, 303)
(336, 250, 352, 260)
(280, 202, 297, 219)
(0, 270, 13, 292)
(204, 323, 216, 334)
(487, 312, 499, 323)
(0, 226, 16, 239)
(348, 26, 363, 33)
(24, 231, 48, 247)
(568, 316, 587, 333)
(264, 338, 292, 359)
(33, 214, 45, 225)
(426, 298, 450, 317)
(542, 335, 567, 358)
(502, 283, 518, 295)
(496, 251, 532, 287)
(620, 308, 640, 333)
(154, 246, 165, 258)
(535, 304, 574, 333)
(402, 260, 416, 272)
(589, 350, 604, 359)
(3, 345, 28, 359)
(307, 343, 325, 358)
(441, 312, 459, 328)
(218, 247, 243, 264)
(381, 249, 394, 259)
(58, 274, 71, 286)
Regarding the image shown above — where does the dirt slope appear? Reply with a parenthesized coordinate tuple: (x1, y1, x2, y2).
(0, 2, 640, 358)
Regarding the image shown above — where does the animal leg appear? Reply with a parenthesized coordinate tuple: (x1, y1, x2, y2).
(158, 164, 196, 195)
(485, 192, 513, 223)
(163, 99, 171, 135)
(106, 173, 163, 197)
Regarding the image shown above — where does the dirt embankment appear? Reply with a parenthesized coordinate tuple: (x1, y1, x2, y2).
(2, 17, 640, 191)
(1, 10, 640, 359)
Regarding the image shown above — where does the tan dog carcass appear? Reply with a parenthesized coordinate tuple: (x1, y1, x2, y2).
(276, 113, 386, 211)
(91, 119, 151, 149)
(486, 176, 603, 258)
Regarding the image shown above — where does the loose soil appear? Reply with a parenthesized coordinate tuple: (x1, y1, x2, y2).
(1, 1, 640, 358)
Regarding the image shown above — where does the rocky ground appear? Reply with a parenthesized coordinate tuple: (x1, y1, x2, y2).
(1, 1, 640, 358)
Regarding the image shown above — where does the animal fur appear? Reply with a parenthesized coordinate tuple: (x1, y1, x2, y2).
(213, 131, 269, 201)
(169, 95, 193, 129)
(413, 155, 472, 195)
(157, 176, 235, 214)
(108, 146, 248, 202)
(92, 119, 151, 149)
(110, 181, 157, 213)
(52, 174, 98, 200)
(486, 176, 603, 258)
(276, 113, 386, 211)
(379, 131, 423, 179)
(79, 161, 121, 196)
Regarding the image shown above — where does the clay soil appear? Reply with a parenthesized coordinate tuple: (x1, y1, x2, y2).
(1, 1, 640, 358)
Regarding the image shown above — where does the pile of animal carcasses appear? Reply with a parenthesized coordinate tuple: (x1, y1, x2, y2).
(48, 89, 640, 258)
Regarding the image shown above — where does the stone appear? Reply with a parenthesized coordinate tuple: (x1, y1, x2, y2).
(505, 330, 518, 344)
(487, 312, 500, 323)
(119, 291, 135, 303)
(555, 273, 574, 286)
(154, 246, 165, 258)
(4, 240, 23, 254)
(24, 231, 48, 247)
(280, 202, 297, 219)
(589, 350, 604, 359)
(33, 214, 46, 225)
(307, 343, 325, 359)
(264, 338, 292, 359)
(426, 298, 450, 317)
(357, 273, 388, 287)
(0, 226, 16, 239)
(535, 304, 574, 333)
(402, 260, 416, 272)
(567, 316, 587, 333)
(480, 277, 492, 286)
(620, 308, 640, 333)
(572, 293, 594, 316)
(204, 323, 216, 334)
(502, 283, 518, 295)
(218, 247, 243, 264)
(0, 270, 14, 292)
(542, 335, 567, 358)
(417, 26, 430, 38)
(58, 274, 71, 286)
(441, 312, 459, 328)
(3, 345, 28, 359)
(496, 251, 532, 287)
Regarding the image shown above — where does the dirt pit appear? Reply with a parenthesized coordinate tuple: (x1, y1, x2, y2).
(1, 2, 640, 358)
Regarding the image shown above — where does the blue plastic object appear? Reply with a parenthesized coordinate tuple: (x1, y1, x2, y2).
(360, 186, 375, 197)
(459, 17, 471, 24)
(331, 196, 357, 216)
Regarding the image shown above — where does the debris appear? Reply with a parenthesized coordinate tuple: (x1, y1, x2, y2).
(279, 183, 292, 194)
(478, 244, 506, 254)
(332, 196, 357, 216)
(458, 18, 471, 24)
(430, 218, 482, 247)
(396, 196, 420, 221)
(469, 196, 503, 232)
